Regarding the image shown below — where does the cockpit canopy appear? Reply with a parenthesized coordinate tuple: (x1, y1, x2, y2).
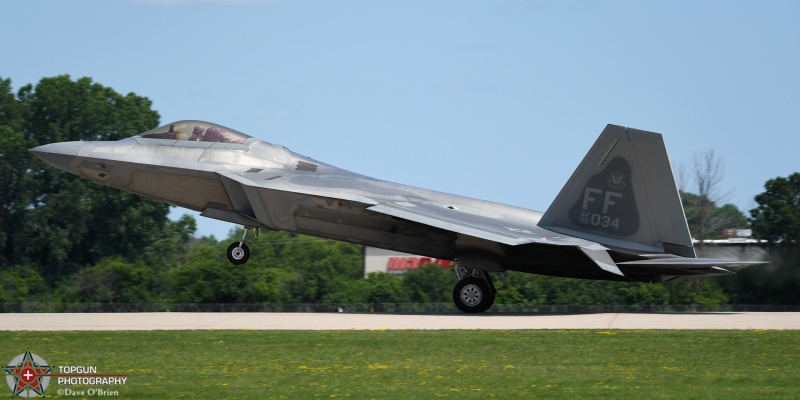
(137, 121, 251, 144)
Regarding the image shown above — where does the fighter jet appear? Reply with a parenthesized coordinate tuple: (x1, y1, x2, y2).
(30, 121, 763, 312)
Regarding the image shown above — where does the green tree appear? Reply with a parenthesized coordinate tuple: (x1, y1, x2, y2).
(679, 149, 757, 242)
(139, 214, 198, 269)
(169, 246, 244, 303)
(237, 230, 363, 303)
(402, 264, 452, 303)
(618, 282, 670, 305)
(65, 257, 159, 303)
(238, 266, 297, 303)
(0, 75, 164, 278)
(543, 279, 622, 305)
(664, 279, 728, 305)
(726, 173, 800, 305)
(750, 173, 800, 243)
(495, 272, 547, 304)
(361, 272, 410, 303)
(0, 265, 49, 303)
(0, 78, 34, 265)
(681, 191, 748, 240)
(324, 279, 372, 303)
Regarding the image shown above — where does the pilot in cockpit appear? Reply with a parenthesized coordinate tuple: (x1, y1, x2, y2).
(189, 126, 205, 141)
(204, 126, 226, 142)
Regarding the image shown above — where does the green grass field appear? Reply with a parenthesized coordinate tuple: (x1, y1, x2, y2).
(1, 329, 798, 399)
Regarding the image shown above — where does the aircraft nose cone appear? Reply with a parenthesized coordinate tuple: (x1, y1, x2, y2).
(29, 142, 85, 174)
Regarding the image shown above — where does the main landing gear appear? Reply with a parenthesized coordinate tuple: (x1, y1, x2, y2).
(452, 263, 496, 313)
(227, 226, 258, 265)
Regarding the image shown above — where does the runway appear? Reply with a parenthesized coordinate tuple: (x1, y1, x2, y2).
(1, 312, 799, 330)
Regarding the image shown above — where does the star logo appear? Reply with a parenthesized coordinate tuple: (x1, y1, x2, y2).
(5, 350, 52, 398)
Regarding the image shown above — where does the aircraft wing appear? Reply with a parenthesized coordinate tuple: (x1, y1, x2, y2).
(219, 170, 592, 246)
(218, 170, 627, 276)
(367, 201, 588, 247)
(367, 202, 625, 276)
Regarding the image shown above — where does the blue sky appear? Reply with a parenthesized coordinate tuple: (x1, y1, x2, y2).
(3, 0, 798, 239)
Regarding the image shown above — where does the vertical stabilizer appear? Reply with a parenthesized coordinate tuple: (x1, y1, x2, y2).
(538, 125, 695, 257)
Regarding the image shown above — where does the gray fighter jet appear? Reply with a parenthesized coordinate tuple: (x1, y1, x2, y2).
(30, 121, 762, 312)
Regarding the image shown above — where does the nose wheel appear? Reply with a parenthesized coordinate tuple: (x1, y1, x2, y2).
(227, 226, 257, 265)
(227, 242, 250, 265)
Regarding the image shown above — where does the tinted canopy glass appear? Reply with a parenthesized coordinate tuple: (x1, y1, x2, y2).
(138, 121, 250, 144)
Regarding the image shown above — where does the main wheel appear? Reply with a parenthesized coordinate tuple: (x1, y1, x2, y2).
(453, 277, 495, 313)
(227, 242, 250, 265)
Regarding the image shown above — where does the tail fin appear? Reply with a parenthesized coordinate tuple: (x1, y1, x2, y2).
(538, 124, 695, 258)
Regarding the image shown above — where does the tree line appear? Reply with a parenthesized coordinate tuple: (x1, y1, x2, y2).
(1, 75, 799, 307)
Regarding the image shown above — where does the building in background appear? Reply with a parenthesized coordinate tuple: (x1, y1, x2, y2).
(363, 247, 454, 277)
(722, 228, 753, 238)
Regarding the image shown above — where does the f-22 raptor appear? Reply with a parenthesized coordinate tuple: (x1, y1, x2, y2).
(30, 121, 762, 312)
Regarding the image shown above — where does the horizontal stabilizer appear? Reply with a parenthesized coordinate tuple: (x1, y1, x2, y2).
(617, 257, 767, 277)
(579, 246, 624, 276)
(618, 258, 766, 269)
(709, 266, 736, 275)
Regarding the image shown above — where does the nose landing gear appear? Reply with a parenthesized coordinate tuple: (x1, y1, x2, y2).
(227, 226, 257, 265)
